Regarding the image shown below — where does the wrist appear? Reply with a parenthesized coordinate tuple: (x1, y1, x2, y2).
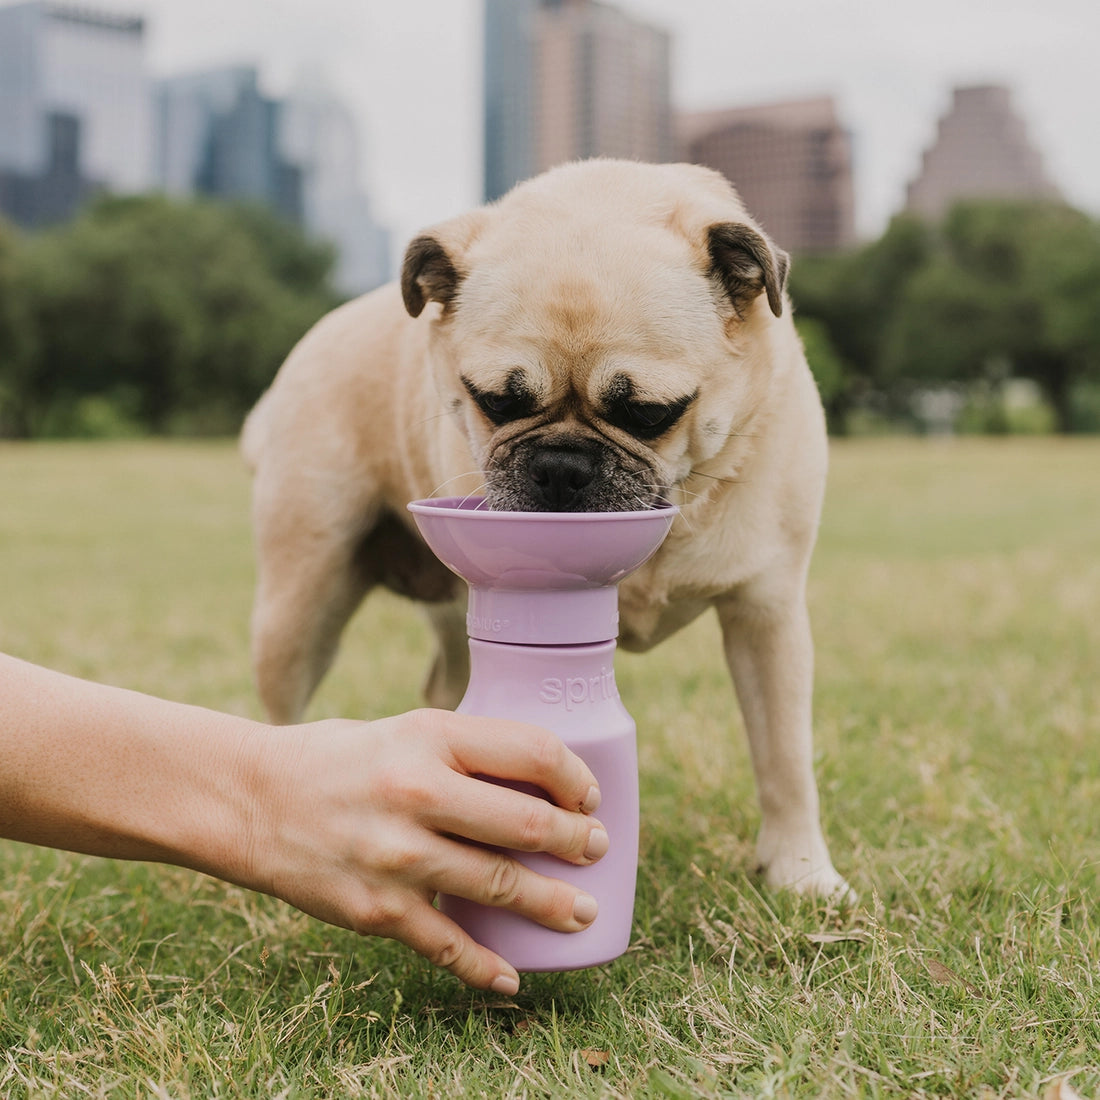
(174, 713, 283, 894)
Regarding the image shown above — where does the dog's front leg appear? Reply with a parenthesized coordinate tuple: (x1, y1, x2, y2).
(715, 590, 852, 901)
(421, 600, 471, 710)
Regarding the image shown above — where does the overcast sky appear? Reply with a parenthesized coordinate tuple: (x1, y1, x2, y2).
(13, 0, 1099, 262)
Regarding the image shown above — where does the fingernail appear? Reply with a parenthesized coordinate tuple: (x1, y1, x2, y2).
(490, 973, 519, 996)
(581, 785, 602, 814)
(573, 892, 598, 925)
(584, 825, 609, 862)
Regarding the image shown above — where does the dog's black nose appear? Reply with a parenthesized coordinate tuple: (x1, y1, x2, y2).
(528, 447, 598, 510)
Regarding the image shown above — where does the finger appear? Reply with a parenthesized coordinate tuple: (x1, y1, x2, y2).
(429, 836, 599, 933)
(434, 711, 601, 813)
(431, 773, 609, 866)
(391, 899, 521, 994)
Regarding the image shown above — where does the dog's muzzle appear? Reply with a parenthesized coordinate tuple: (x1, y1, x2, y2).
(486, 436, 660, 513)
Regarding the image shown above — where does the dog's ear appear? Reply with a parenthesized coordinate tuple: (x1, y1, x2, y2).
(401, 236, 461, 318)
(401, 210, 489, 318)
(707, 223, 789, 319)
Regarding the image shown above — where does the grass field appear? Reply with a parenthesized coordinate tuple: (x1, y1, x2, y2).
(1, 437, 1098, 1098)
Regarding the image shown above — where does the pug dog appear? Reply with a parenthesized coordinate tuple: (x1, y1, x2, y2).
(241, 158, 850, 899)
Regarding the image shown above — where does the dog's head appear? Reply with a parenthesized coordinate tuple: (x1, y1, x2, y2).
(400, 160, 791, 512)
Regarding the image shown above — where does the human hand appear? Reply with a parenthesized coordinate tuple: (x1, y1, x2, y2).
(240, 709, 607, 993)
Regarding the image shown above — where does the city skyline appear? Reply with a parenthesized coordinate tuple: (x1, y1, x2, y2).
(70, 0, 1097, 262)
(0, 2, 391, 293)
(1, 0, 1096, 270)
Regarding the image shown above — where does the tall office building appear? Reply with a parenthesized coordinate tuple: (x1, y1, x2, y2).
(280, 80, 390, 295)
(906, 84, 1061, 221)
(0, 1, 152, 227)
(483, 0, 537, 204)
(680, 97, 856, 254)
(483, 0, 673, 202)
(157, 67, 302, 224)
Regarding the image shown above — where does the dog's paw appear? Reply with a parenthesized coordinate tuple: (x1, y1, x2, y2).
(761, 858, 856, 905)
(756, 831, 856, 904)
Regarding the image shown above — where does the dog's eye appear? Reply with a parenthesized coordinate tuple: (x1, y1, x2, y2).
(628, 403, 674, 430)
(606, 395, 695, 440)
(463, 377, 535, 426)
(476, 392, 525, 423)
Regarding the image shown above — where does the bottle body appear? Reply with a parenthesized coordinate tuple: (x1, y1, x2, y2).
(441, 637, 639, 972)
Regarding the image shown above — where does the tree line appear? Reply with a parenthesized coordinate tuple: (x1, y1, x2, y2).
(2, 192, 1099, 438)
(0, 195, 341, 438)
(791, 200, 1100, 434)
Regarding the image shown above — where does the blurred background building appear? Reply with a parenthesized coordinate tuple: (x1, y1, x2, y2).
(483, 0, 536, 204)
(156, 67, 389, 292)
(482, 0, 853, 256)
(157, 66, 303, 223)
(0, 0, 152, 227)
(279, 77, 391, 294)
(906, 83, 1062, 221)
(0, 0, 388, 293)
(1, 0, 1071, 282)
(679, 96, 856, 253)
(484, 0, 673, 202)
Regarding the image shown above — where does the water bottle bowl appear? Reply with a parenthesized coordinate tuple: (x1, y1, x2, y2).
(407, 497, 676, 972)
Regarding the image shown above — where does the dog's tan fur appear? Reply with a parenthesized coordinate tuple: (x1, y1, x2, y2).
(242, 159, 849, 898)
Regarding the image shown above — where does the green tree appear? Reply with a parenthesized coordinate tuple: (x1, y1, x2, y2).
(12, 195, 340, 437)
(0, 218, 38, 436)
(789, 214, 933, 431)
(794, 316, 846, 413)
(885, 201, 1100, 432)
(221, 201, 337, 296)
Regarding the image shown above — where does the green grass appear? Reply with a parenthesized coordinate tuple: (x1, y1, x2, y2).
(1, 437, 1098, 1098)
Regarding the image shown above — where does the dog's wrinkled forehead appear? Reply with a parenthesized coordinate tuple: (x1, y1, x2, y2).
(459, 273, 708, 419)
(400, 161, 790, 401)
(449, 216, 718, 405)
(478, 263, 689, 348)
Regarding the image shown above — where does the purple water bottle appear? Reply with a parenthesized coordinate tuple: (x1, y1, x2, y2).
(407, 496, 676, 972)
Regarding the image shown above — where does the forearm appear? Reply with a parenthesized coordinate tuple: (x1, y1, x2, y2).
(0, 652, 265, 884)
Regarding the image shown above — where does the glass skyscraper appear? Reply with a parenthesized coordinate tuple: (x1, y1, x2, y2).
(0, 1, 152, 226)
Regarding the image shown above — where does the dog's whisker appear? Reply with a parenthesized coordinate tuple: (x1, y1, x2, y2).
(670, 482, 710, 500)
(459, 490, 489, 510)
(427, 472, 488, 500)
(663, 481, 715, 515)
(688, 469, 745, 487)
(455, 480, 491, 509)
(413, 412, 458, 431)
(669, 505, 698, 532)
(669, 505, 698, 535)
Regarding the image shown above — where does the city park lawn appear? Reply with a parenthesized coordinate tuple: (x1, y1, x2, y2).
(1, 436, 1098, 1098)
